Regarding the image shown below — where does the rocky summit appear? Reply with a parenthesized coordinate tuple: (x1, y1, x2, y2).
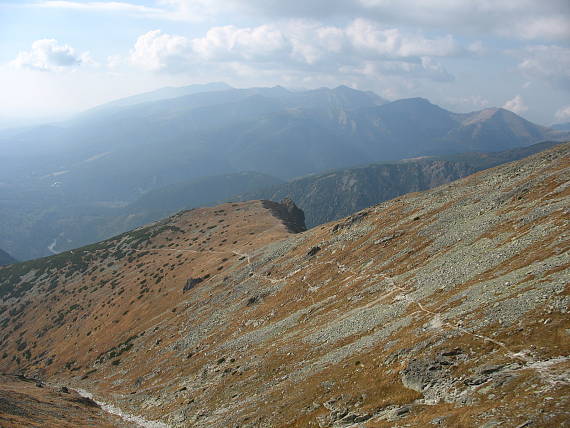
(0, 144, 569, 427)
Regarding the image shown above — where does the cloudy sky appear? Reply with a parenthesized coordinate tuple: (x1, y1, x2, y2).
(1, 0, 569, 125)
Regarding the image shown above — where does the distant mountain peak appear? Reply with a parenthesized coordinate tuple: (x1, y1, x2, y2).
(460, 107, 500, 125)
(406, 97, 434, 105)
(380, 97, 439, 111)
(333, 84, 358, 92)
(331, 85, 386, 104)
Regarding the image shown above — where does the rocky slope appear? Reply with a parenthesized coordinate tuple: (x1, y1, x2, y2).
(1, 144, 569, 427)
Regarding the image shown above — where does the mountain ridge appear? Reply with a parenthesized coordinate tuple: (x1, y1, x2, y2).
(239, 141, 562, 227)
(80, 82, 233, 115)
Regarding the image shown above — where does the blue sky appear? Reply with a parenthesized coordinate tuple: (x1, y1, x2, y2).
(0, 0, 569, 125)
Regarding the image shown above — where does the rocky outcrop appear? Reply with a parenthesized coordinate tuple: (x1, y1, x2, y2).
(183, 276, 205, 292)
(262, 197, 306, 233)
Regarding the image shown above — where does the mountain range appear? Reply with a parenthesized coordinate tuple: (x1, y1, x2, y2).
(0, 143, 568, 427)
(1, 83, 567, 197)
(0, 83, 568, 261)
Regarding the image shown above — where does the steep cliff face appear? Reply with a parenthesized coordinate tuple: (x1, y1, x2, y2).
(261, 198, 306, 233)
(1, 144, 569, 427)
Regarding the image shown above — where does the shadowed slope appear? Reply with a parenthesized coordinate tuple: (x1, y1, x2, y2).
(0, 249, 16, 267)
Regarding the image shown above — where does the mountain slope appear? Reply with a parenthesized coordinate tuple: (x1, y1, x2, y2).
(240, 141, 561, 227)
(345, 99, 564, 158)
(126, 171, 283, 221)
(0, 249, 16, 266)
(0, 85, 386, 203)
(448, 107, 554, 152)
(243, 158, 474, 228)
(1, 143, 568, 427)
(85, 82, 232, 112)
(9, 142, 557, 261)
(2, 87, 563, 198)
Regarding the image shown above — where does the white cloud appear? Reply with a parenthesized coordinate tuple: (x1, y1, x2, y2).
(418, 57, 454, 82)
(554, 105, 570, 123)
(39, 1, 164, 14)
(218, 0, 570, 40)
(345, 18, 458, 58)
(192, 24, 289, 61)
(282, 21, 347, 65)
(10, 39, 94, 72)
(504, 15, 570, 41)
(340, 58, 453, 83)
(130, 30, 192, 71)
(106, 54, 123, 70)
(517, 45, 570, 90)
(467, 41, 486, 55)
(34, 0, 570, 41)
(360, 0, 570, 41)
(129, 20, 456, 83)
(503, 95, 528, 115)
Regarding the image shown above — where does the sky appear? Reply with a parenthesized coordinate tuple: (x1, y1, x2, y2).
(0, 0, 569, 125)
